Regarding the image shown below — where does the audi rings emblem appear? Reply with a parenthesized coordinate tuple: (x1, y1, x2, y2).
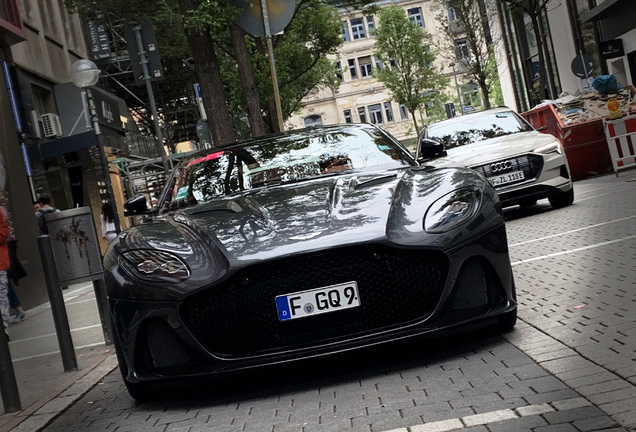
(490, 160, 513, 173)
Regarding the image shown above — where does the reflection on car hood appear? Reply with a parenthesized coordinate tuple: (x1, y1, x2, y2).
(118, 167, 487, 266)
(429, 131, 558, 167)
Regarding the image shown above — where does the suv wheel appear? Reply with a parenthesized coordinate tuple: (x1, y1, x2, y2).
(549, 188, 574, 209)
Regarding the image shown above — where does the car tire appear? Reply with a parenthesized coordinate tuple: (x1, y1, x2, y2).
(548, 188, 574, 209)
(497, 307, 517, 331)
(113, 337, 154, 401)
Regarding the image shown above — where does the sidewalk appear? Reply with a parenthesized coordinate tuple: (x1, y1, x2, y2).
(0, 282, 118, 432)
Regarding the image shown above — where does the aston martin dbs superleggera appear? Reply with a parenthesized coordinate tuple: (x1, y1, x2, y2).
(104, 123, 517, 400)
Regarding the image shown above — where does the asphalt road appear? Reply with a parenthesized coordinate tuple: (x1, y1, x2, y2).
(45, 171, 636, 432)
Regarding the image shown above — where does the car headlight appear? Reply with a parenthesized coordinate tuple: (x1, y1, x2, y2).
(424, 187, 482, 233)
(119, 250, 190, 283)
(534, 140, 562, 155)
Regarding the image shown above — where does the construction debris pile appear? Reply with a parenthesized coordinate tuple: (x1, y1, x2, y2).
(533, 86, 636, 125)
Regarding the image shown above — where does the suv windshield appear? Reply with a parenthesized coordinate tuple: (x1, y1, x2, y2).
(161, 125, 414, 210)
(427, 110, 533, 149)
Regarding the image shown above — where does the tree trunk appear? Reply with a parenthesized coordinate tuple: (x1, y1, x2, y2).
(177, 0, 236, 147)
(410, 110, 420, 139)
(230, 23, 266, 138)
(530, 14, 548, 102)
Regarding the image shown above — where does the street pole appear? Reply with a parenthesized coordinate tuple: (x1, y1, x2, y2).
(85, 88, 121, 234)
(451, 63, 463, 114)
(261, 0, 285, 132)
(133, 26, 172, 174)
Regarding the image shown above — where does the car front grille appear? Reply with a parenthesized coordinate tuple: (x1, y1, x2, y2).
(180, 246, 448, 357)
(472, 154, 544, 187)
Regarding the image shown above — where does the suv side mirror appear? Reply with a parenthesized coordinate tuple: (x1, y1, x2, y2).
(417, 138, 447, 161)
(124, 194, 151, 216)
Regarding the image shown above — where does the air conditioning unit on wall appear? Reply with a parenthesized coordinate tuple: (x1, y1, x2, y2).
(41, 113, 63, 138)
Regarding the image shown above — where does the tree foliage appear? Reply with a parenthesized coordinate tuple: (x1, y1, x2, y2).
(435, 0, 499, 110)
(373, 6, 447, 138)
(65, 0, 351, 147)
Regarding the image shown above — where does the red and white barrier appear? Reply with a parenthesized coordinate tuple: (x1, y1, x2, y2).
(603, 114, 636, 175)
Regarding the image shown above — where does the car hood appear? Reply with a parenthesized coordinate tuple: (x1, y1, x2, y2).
(428, 131, 558, 167)
(115, 167, 494, 267)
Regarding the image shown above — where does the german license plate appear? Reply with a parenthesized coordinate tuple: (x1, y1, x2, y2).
(490, 170, 524, 186)
(276, 281, 360, 321)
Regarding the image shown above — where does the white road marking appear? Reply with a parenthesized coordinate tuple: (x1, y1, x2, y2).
(10, 342, 107, 363)
(511, 234, 636, 266)
(382, 398, 584, 432)
(508, 214, 636, 247)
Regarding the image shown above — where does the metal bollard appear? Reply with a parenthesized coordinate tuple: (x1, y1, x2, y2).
(37, 235, 78, 372)
(0, 330, 21, 412)
(91, 278, 113, 345)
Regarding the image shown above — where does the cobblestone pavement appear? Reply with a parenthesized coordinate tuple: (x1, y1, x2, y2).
(43, 172, 636, 432)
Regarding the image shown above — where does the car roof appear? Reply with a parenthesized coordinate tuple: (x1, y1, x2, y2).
(427, 106, 516, 129)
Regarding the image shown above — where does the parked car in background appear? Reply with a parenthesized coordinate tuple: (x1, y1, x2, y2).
(422, 107, 574, 209)
(105, 123, 517, 400)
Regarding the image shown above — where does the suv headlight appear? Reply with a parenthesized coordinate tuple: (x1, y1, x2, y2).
(534, 140, 563, 154)
(119, 250, 190, 283)
(424, 187, 482, 233)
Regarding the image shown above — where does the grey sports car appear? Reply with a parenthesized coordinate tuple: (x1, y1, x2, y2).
(104, 123, 517, 400)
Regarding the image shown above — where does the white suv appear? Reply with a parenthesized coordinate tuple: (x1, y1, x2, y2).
(421, 107, 574, 209)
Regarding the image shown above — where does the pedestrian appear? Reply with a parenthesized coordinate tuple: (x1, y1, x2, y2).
(5, 215, 27, 323)
(0, 207, 11, 337)
(35, 194, 60, 235)
(100, 202, 117, 243)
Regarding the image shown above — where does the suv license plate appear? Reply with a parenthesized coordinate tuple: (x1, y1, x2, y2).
(490, 170, 524, 186)
(276, 281, 360, 321)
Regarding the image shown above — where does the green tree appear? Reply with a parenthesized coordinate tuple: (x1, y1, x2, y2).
(66, 0, 351, 146)
(373, 6, 447, 138)
(435, 0, 499, 109)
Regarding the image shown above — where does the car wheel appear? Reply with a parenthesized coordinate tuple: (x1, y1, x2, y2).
(497, 307, 517, 331)
(548, 188, 574, 209)
(113, 337, 154, 401)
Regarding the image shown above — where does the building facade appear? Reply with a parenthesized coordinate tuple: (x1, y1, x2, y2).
(0, 1, 114, 307)
(286, 0, 479, 141)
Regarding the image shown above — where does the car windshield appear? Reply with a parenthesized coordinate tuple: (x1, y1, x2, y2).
(161, 125, 414, 210)
(427, 110, 533, 149)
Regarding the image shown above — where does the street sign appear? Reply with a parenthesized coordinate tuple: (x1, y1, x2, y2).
(571, 54, 595, 79)
(124, 23, 164, 86)
(232, 0, 294, 37)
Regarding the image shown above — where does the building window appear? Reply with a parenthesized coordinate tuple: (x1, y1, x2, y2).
(358, 107, 367, 123)
(342, 21, 350, 42)
(335, 62, 343, 82)
(399, 104, 409, 120)
(455, 38, 470, 61)
(0, 0, 26, 45)
(384, 102, 394, 122)
(368, 104, 383, 124)
(366, 16, 376, 36)
(359, 56, 373, 78)
(447, 6, 457, 21)
(351, 18, 366, 40)
(348, 58, 358, 80)
(374, 56, 383, 70)
(343, 109, 353, 123)
(408, 7, 424, 27)
(304, 115, 323, 127)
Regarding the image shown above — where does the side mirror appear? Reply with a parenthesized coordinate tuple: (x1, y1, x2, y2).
(124, 194, 150, 217)
(417, 138, 447, 161)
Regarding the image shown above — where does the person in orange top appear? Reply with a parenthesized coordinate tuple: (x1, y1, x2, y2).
(0, 209, 10, 337)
